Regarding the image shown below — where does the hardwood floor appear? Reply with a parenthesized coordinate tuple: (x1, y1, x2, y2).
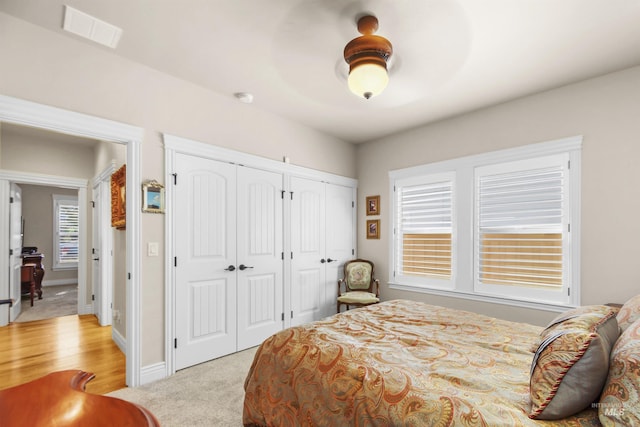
(0, 314, 125, 395)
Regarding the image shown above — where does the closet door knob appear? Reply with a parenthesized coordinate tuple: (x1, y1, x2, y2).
(239, 264, 253, 271)
(224, 265, 236, 271)
(327, 258, 336, 263)
(320, 259, 326, 263)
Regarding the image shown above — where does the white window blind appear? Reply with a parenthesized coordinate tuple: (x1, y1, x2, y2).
(475, 154, 569, 299)
(394, 173, 454, 286)
(54, 195, 79, 269)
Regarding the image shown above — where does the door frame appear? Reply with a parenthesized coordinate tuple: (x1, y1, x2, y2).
(0, 95, 144, 387)
(163, 133, 357, 376)
(92, 162, 116, 326)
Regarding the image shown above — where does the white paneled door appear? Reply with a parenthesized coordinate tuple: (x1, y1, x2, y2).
(174, 154, 283, 370)
(175, 155, 238, 370)
(324, 183, 355, 317)
(290, 177, 355, 325)
(236, 167, 283, 350)
(290, 177, 325, 326)
(9, 183, 22, 322)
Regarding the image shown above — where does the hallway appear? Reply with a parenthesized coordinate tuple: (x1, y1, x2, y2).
(0, 314, 125, 394)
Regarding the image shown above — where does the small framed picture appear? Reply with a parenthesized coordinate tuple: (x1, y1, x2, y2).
(366, 219, 380, 239)
(142, 180, 165, 213)
(366, 195, 380, 216)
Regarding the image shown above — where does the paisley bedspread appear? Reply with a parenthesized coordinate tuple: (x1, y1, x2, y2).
(243, 300, 601, 426)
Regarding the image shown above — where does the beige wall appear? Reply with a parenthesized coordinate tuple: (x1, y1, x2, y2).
(1, 127, 96, 178)
(0, 12, 357, 366)
(356, 65, 640, 326)
(94, 140, 126, 176)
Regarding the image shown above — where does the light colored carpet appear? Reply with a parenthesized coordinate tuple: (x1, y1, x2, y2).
(107, 346, 259, 426)
(15, 284, 78, 323)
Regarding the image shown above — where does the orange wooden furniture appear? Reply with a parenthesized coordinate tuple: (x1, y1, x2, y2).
(0, 370, 159, 426)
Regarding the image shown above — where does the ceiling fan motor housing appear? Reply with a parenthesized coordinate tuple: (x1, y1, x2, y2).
(343, 15, 393, 99)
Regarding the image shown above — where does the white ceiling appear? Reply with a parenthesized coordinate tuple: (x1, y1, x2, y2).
(2, 0, 640, 143)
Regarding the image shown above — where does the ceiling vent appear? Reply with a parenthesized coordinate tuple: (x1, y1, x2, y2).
(63, 5, 122, 49)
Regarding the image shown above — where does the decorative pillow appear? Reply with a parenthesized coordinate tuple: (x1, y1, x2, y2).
(598, 318, 640, 426)
(529, 305, 620, 420)
(616, 294, 640, 333)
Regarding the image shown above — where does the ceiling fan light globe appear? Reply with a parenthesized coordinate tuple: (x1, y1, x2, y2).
(348, 63, 388, 99)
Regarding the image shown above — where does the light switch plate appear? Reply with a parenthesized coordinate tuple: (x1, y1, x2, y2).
(148, 242, 159, 256)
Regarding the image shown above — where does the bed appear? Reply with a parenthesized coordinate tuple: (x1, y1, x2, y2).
(243, 298, 640, 426)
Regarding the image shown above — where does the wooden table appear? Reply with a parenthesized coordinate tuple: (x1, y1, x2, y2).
(0, 370, 159, 426)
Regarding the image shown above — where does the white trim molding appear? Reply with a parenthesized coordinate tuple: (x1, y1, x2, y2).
(0, 94, 144, 387)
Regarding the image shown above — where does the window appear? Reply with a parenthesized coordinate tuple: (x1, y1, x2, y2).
(53, 194, 79, 270)
(389, 137, 581, 309)
(394, 173, 455, 288)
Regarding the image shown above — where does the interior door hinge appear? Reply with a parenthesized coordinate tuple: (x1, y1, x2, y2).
(174, 257, 177, 267)
(291, 252, 293, 259)
(174, 338, 177, 349)
(352, 249, 355, 256)
(172, 173, 177, 185)
(352, 201, 354, 208)
(281, 190, 285, 199)
(290, 191, 293, 200)
(281, 252, 284, 260)
(9, 249, 13, 256)
(9, 197, 13, 203)
(92, 294, 95, 301)
(290, 311, 293, 319)
(128, 273, 131, 280)
(281, 313, 284, 321)
(91, 201, 95, 208)
(568, 288, 571, 296)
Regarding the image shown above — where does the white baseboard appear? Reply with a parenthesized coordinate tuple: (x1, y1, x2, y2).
(112, 327, 126, 354)
(42, 279, 78, 287)
(140, 362, 168, 385)
(78, 303, 93, 315)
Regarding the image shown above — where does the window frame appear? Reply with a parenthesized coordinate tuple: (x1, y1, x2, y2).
(388, 136, 582, 311)
(52, 194, 79, 270)
(392, 172, 456, 290)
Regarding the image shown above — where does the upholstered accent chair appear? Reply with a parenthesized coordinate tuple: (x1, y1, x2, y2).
(337, 259, 380, 313)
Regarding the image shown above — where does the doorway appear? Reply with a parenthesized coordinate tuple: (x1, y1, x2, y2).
(0, 94, 144, 386)
(11, 183, 83, 323)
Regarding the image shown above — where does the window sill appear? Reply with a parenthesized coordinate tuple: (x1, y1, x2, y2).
(388, 282, 576, 313)
(52, 265, 78, 271)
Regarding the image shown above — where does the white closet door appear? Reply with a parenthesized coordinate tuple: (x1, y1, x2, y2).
(324, 183, 355, 317)
(236, 166, 284, 350)
(175, 154, 237, 370)
(290, 177, 326, 326)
